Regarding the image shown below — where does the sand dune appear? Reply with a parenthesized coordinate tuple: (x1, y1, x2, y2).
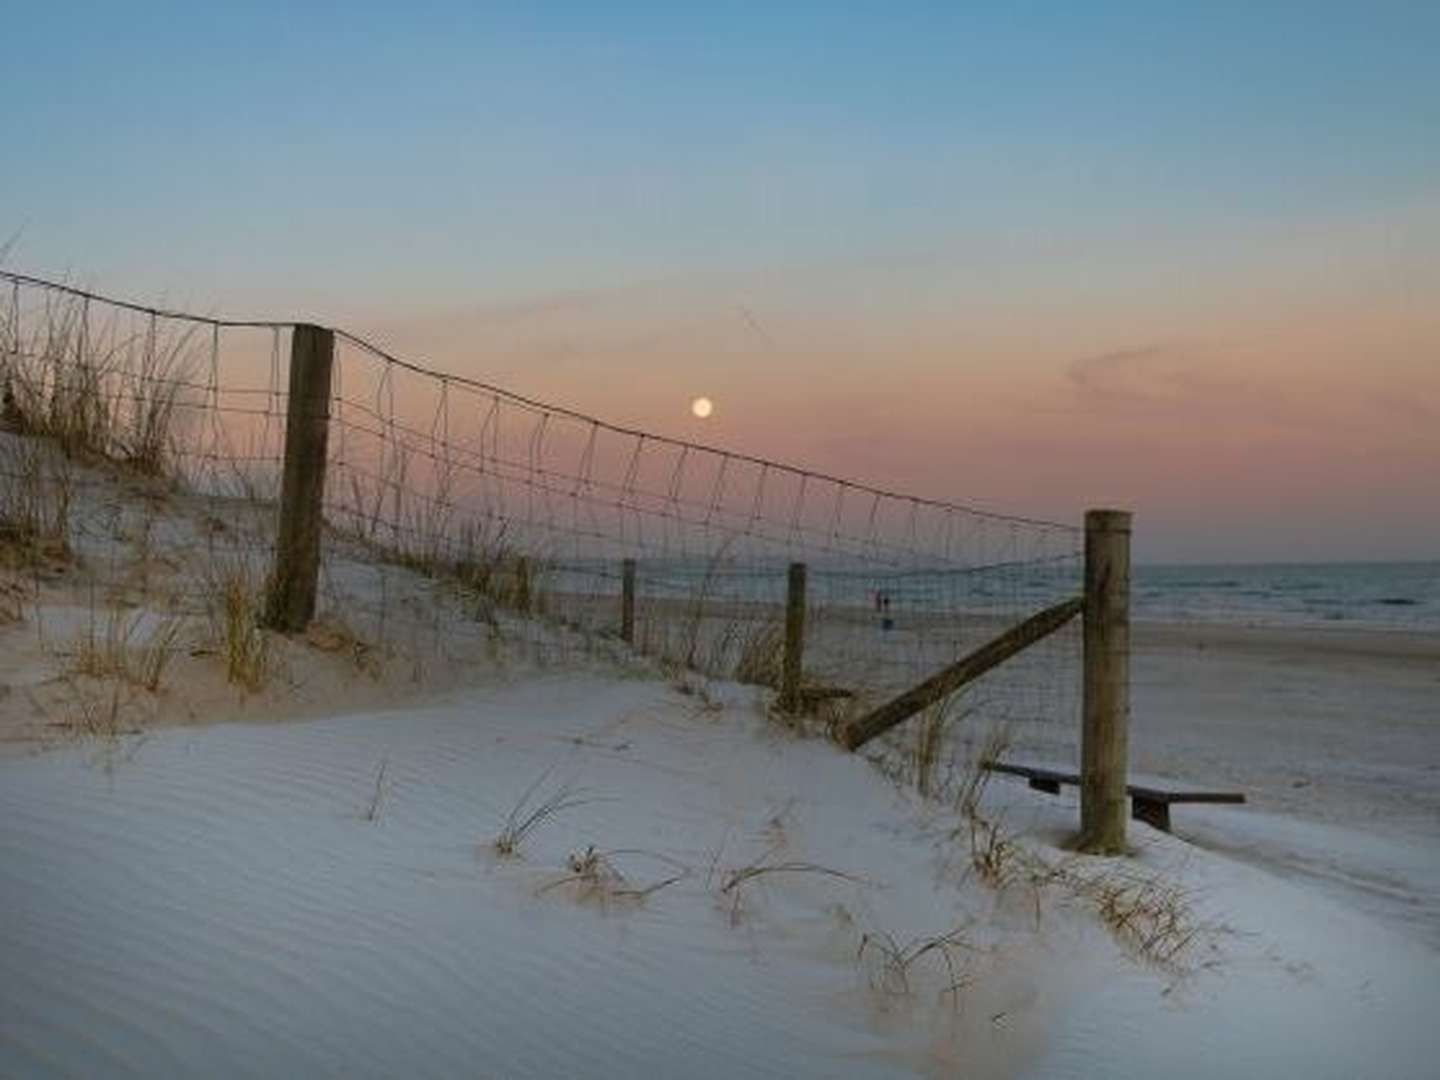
(2, 677, 1069, 1078)
(3, 667, 1438, 1078)
(2, 441, 1438, 1075)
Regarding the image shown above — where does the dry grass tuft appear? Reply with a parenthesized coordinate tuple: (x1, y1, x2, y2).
(720, 858, 862, 895)
(956, 722, 1012, 819)
(679, 542, 729, 672)
(1059, 864, 1200, 969)
(66, 604, 185, 694)
(537, 846, 687, 906)
(967, 814, 1019, 889)
(306, 612, 381, 678)
(363, 756, 390, 823)
(672, 675, 724, 714)
(1, 289, 195, 473)
(0, 574, 25, 624)
(960, 825, 1205, 971)
(115, 325, 197, 476)
(912, 695, 971, 799)
(59, 677, 131, 740)
(213, 570, 270, 692)
(857, 924, 979, 1008)
(717, 848, 864, 923)
(493, 770, 592, 857)
(732, 620, 783, 687)
(0, 436, 73, 570)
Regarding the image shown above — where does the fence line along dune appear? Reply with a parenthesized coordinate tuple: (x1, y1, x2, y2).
(1, 268, 1084, 792)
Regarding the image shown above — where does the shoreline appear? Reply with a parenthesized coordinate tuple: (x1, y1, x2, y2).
(1131, 618, 1440, 663)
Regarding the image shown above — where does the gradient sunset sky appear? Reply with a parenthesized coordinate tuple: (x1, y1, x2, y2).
(4, 3, 1437, 561)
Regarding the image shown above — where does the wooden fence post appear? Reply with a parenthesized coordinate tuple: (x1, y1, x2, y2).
(1079, 508, 1132, 853)
(621, 558, 637, 645)
(780, 562, 807, 713)
(264, 323, 335, 633)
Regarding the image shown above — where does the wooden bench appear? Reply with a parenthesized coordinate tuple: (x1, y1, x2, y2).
(984, 762, 1245, 833)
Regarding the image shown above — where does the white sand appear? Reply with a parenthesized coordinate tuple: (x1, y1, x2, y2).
(1130, 622, 1440, 948)
(2, 658, 1438, 1078)
(984, 619, 1440, 950)
(2, 676, 1075, 1078)
(3, 444, 1438, 1075)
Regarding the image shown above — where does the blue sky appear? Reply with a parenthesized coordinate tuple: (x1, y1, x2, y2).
(3, 3, 1437, 559)
(5, 2, 1436, 311)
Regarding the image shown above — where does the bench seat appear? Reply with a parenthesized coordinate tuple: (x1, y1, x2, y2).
(984, 761, 1245, 832)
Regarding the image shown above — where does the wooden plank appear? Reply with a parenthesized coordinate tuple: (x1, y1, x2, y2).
(838, 596, 1083, 751)
(986, 762, 1245, 809)
(1128, 787, 1246, 805)
(988, 762, 1077, 785)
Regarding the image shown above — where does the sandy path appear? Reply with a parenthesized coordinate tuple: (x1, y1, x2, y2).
(1107, 622, 1438, 947)
(1130, 621, 1439, 828)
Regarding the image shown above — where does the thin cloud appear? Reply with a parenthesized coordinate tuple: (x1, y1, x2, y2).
(1066, 343, 1247, 415)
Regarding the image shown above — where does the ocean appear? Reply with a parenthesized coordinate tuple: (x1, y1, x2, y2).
(1132, 561, 1440, 631)
(552, 559, 1440, 633)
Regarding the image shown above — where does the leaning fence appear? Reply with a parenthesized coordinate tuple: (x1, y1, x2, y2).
(1, 270, 1110, 827)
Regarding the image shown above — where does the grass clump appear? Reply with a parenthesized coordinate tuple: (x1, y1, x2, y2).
(493, 770, 591, 857)
(1, 287, 196, 474)
(0, 574, 24, 624)
(967, 814, 1019, 889)
(912, 696, 956, 799)
(537, 846, 687, 907)
(732, 620, 783, 687)
(116, 325, 194, 477)
(363, 756, 390, 823)
(0, 289, 107, 458)
(956, 722, 1011, 819)
(718, 849, 864, 923)
(0, 436, 72, 569)
(59, 677, 130, 740)
(67, 604, 185, 694)
(857, 924, 979, 1008)
(1057, 864, 1200, 969)
(203, 564, 270, 692)
(222, 578, 269, 691)
(305, 612, 382, 679)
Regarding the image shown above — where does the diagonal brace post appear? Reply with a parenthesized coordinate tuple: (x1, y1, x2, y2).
(839, 596, 1083, 752)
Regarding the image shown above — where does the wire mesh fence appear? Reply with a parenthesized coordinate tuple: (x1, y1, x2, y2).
(1, 269, 1083, 779)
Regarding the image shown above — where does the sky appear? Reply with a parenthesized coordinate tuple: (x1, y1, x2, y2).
(3, 2, 1438, 561)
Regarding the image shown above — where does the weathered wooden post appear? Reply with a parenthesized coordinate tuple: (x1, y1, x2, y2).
(1079, 508, 1132, 853)
(780, 562, 807, 713)
(264, 323, 335, 633)
(620, 558, 637, 645)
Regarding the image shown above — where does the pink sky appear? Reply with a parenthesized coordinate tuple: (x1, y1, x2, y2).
(351, 205, 1439, 563)
(9, 5, 1438, 564)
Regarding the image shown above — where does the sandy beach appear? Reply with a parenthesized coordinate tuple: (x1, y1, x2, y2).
(1132, 620, 1440, 830)
(3, 556, 1438, 1078)
(7, 3, 1439, 1071)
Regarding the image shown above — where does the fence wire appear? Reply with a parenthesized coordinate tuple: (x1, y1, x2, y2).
(1, 270, 1083, 785)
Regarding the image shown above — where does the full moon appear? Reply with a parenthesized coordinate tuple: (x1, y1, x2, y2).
(690, 396, 714, 419)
